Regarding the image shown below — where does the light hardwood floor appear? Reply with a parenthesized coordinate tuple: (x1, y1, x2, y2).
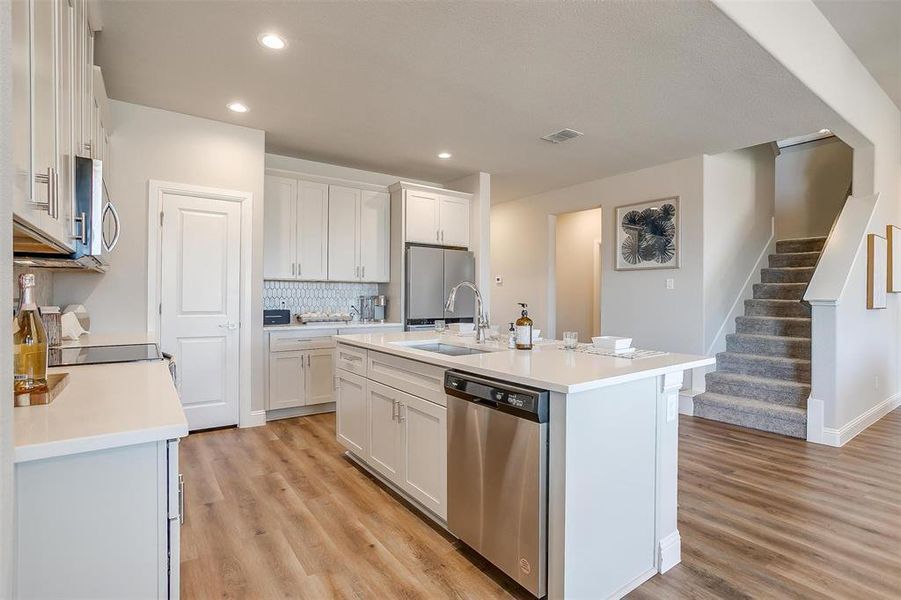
(181, 409, 901, 599)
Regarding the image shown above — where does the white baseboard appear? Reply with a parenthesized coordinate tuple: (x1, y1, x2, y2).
(240, 409, 267, 428)
(678, 391, 698, 416)
(266, 403, 336, 421)
(658, 531, 681, 573)
(818, 392, 901, 447)
(610, 567, 657, 599)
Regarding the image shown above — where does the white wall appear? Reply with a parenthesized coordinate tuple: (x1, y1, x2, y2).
(53, 101, 267, 410)
(555, 208, 602, 342)
(775, 137, 852, 239)
(0, 1, 15, 593)
(491, 156, 705, 354)
(448, 172, 492, 315)
(702, 145, 776, 354)
(715, 0, 901, 442)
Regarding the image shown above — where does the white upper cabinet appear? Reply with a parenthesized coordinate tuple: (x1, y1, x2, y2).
(405, 190, 440, 244)
(327, 185, 361, 281)
(264, 174, 390, 282)
(397, 184, 471, 248)
(263, 176, 297, 279)
(359, 190, 390, 282)
(438, 196, 470, 247)
(13, 0, 100, 254)
(297, 181, 329, 280)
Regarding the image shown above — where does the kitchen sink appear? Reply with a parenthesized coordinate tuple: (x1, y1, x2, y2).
(397, 342, 491, 356)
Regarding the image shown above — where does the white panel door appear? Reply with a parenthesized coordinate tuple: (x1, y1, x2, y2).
(366, 382, 403, 484)
(336, 369, 367, 455)
(400, 393, 447, 519)
(327, 185, 360, 281)
(405, 190, 440, 244)
(161, 192, 241, 430)
(268, 351, 305, 410)
(305, 348, 335, 405)
(359, 190, 390, 282)
(296, 180, 329, 280)
(438, 196, 470, 248)
(263, 176, 296, 279)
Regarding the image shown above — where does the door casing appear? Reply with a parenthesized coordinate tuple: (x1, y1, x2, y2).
(146, 180, 256, 428)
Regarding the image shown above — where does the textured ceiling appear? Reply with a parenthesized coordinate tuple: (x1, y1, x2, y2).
(96, 1, 832, 202)
(815, 0, 901, 110)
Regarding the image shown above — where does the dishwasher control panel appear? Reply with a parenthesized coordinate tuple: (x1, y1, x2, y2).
(445, 370, 549, 422)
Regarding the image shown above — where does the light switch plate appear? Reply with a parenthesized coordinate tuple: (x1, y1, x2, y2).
(665, 278, 675, 290)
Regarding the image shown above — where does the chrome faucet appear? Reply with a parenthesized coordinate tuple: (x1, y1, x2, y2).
(445, 281, 490, 343)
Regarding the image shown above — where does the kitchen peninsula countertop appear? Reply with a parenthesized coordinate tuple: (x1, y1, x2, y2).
(14, 359, 188, 463)
(335, 330, 714, 394)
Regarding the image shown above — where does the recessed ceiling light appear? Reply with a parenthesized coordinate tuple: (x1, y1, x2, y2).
(437, 152, 452, 159)
(258, 33, 286, 50)
(227, 102, 249, 113)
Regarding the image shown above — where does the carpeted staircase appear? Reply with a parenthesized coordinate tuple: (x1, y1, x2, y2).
(694, 236, 826, 438)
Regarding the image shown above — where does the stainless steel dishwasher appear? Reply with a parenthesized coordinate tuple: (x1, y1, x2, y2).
(445, 370, 549, 598)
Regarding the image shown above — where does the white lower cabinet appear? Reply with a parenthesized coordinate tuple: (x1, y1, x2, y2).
(336, 368, 368, 456)
(335, 344, 448, 521)
(266, 332, 336, 412)
(16, 439, 182, 598)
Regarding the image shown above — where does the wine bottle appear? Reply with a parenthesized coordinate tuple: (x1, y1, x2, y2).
(13, 273, 48, 404)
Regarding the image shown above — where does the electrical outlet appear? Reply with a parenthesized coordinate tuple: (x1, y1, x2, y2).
(665, 278, 675, 290)
(495, 276, 503, 286)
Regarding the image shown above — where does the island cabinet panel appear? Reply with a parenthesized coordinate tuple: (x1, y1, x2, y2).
(16, 439, 180, 599)
(399, 393, 447, 519)
(335, 368, 368, 455)
(335, 344, 448, 521)
(366, 381, 404, 482)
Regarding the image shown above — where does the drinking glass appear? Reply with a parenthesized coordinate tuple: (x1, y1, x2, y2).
(563, 331, 579, 350)
(434, 320, 447, 333)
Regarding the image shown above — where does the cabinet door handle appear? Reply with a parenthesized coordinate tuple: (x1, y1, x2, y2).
(361, 265, 365, 280)
(399, 402, 406, 422)
(291, 263, 295, 276)
(307, 354, 311, 368)
(297, 261, 301, 277)
(178, 474, 185, 524)
(441, 229, 444, 242)
(73, 212, 87, 244)
(436, 228, 440, 242)
(31, 168, 52, 212)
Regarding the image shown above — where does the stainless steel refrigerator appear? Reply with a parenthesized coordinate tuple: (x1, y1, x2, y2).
(405, 246, 476, 330)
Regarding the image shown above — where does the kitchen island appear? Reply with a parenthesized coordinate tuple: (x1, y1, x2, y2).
(334, 330, 714, 599)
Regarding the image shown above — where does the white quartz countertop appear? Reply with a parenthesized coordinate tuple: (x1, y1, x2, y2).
(57, 332, 157, 348)
(14, 360, 188, 463)
(264, 321, 402, 332)
(335, 331, 715, 394)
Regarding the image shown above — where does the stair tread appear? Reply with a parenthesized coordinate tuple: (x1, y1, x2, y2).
(737, 315, 811, 322)
(746, 298, 808, 303)
(727, 332, 811, 342)
(717, 352, 810, 365)
(695, 392, 807, 421)
(776, 236, 827, 243)
(763, 266, 816, 271)
(772, 251, 821, 256)
(706, 371, 811, 390)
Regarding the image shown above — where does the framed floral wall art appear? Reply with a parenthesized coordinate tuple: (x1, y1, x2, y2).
(615, 197, 680, 270)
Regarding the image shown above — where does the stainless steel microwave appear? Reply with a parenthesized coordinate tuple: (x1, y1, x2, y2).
(13, 157, 120, 272)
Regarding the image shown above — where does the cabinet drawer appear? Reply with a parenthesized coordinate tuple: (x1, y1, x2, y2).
(367, 350, 446, 407)
(335, 344, 368, 376)
(269, 329, 337, 352)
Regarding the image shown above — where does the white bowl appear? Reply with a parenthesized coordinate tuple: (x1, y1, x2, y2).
(592, 336, 632, 350)
(455, 322, 475, 334)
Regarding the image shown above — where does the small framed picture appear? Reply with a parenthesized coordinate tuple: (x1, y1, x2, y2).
(615, 197, 680, 270)
(867, 233, 887, 309)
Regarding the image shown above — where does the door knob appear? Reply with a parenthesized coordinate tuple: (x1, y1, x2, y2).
(218, 322, 238, 330)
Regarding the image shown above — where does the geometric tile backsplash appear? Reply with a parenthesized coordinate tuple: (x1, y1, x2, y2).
(263, 280, 379, 315)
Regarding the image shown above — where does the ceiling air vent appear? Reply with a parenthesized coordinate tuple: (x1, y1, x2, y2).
(540, 128, 584, 144)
